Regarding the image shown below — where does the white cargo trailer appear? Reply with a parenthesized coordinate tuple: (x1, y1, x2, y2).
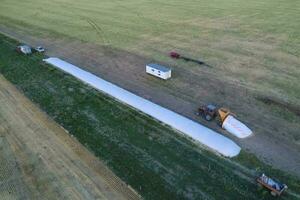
(146, 64, 171, 80)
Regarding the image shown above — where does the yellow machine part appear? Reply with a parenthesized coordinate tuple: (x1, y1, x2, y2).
(217, 108, 232, 124)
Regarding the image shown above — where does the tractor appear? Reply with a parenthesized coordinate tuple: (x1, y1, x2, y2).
(197, 104, 234, 125)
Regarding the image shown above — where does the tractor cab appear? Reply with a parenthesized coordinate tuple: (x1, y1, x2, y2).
(197, 104, 217, 121)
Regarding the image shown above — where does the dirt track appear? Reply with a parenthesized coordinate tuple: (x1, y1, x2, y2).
(0, 75, 141, 200)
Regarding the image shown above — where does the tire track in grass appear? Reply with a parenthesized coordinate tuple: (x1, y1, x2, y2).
(84, 17, 111, 46)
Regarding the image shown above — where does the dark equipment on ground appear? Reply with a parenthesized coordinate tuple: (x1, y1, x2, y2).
(257, 174, 288, 197)
(169, 51, 212, 67)
(196, 104, 217, 121)
(196, 104, 253, 138)
(196, 104, 235, 125)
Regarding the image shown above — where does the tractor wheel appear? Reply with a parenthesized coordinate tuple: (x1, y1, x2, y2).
(216, 117, 222, 126)
(205, 115, 212, 121)
(270, 191, 277, 196)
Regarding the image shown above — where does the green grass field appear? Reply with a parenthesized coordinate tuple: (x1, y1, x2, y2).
(1, 0, 300, 199)
(0, 0, 299, 105)
(1, 33, 300, 200)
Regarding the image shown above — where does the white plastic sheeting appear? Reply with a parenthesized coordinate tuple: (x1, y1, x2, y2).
(43, 58, 241, 157)
(222, 116, 253, 138)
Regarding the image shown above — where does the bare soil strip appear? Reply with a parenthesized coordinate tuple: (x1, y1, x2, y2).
(0, 75, 141, 200)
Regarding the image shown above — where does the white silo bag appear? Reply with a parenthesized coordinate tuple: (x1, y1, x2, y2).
(222, 115, 252, 138)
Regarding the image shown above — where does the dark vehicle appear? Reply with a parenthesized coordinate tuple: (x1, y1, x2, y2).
(196, 104, 217, 121)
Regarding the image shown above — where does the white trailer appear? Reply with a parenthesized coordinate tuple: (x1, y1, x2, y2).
(146, 64, 171, 80)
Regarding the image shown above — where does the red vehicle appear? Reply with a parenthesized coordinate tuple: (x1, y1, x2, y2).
(169, 51, 181, 59)
(169, 51, 206, 65)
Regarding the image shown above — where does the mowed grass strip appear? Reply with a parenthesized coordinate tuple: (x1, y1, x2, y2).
(0, 34, 299, 200)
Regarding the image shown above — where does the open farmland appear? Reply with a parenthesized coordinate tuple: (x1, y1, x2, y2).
(0, 75, 140, 199)
(0, 0, 300, 199)
(0, 0, 299, 102)
(0, 0, 299, 176)
(1, 33, 300, 199)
